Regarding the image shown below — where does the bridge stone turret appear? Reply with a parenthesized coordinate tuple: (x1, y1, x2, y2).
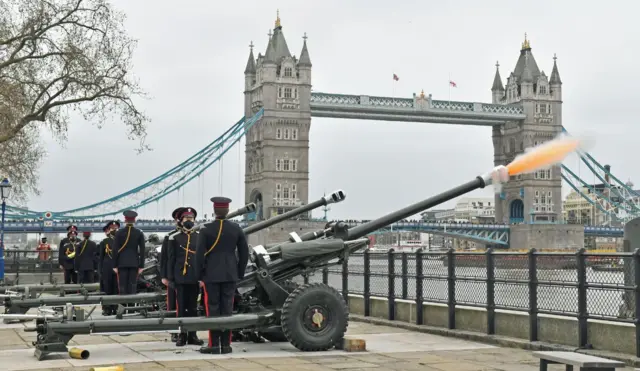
(491, 34, 581, 250)
(244, 12, 312, 222)
(491, 34, 564, 225)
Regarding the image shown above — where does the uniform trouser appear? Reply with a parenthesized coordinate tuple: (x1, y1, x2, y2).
(63, 269, 77, 284)
(101, 270, 118, 312)
(78, 270, 94, 284)
(167, 286, 177, 311)
(116, 267, 138, 295)
(202, 282, 235, 347)
(176, 284, 199, 318)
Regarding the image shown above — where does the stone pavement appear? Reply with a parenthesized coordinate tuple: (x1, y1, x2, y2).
(0, 319, 635, 371)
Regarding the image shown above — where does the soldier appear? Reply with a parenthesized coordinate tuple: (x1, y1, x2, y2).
(74, 231, 97, 284)
(160, 207, 184, 343)
(195, 197, 249, 354)
(59, 226, 79, 284)
(168, 207, 204, 347)
(99, 220, 119, 315)
(113, 210, 146, 295)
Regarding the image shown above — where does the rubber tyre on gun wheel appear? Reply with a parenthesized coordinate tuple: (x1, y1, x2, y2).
(281, 283, 348, 351)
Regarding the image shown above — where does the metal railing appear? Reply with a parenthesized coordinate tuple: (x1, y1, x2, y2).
(298, 248, 640, 357)
(3, 249, 61, 284)
(5, 247, 640, 355)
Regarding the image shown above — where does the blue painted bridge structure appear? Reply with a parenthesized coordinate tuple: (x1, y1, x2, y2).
(3, 220, 623, 247)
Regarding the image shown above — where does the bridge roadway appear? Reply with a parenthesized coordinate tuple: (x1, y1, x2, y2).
(1, 219, 624, 238)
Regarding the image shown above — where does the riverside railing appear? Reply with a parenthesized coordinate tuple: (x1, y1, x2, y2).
(5, 246, 640, 354)
(3, 249, 61, 284)
(300, 248, 640, 357)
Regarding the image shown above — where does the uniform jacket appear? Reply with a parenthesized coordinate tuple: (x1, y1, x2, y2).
(168, 231, 199, 284)
(98, 236, 116, 272)
(112, 224, 146, 269)
(59, 238, 78, 270)
(159, 228, 179, 279)
(194, 219, 249, 283)
(74, 238, 97, 271)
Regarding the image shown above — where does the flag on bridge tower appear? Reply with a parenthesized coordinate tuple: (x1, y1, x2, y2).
(449, 80, 457, 88)
(393, 73, 399, 81)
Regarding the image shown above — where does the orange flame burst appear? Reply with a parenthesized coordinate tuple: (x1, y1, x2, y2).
(506, 135, 585, 176)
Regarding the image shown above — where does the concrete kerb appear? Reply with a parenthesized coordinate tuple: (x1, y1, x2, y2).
(350, 314, 640, 368)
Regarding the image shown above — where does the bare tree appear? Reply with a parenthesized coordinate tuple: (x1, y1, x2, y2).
(0, 125, 45, 202)
(0, 0, 150, 148)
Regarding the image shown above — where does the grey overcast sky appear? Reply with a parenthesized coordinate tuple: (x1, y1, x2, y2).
(23, 0, 639, 220)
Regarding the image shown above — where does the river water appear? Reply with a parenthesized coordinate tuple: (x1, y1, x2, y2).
(297, 254, 631, 319)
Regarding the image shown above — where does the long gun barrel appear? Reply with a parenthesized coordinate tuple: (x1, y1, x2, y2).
(166, 203, 257, 239)
(4, 293, 164, 315)
(0, 283, 100, 295)
(228, 203, 258, 219)
(346, 175, 490, 240)
(243, 190, 346, 235)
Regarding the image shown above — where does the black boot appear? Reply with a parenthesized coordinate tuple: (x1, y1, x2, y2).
(221, 345, 232, 354)
(170, 333, 179, 343)
(187, 332, 204, 346)
(175, 333, 187, 347)
(199, 345, 220, 354)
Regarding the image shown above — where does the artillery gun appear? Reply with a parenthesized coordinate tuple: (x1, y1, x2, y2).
(29, 177, 500, 360)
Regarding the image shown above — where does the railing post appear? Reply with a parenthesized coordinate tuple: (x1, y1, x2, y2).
(388, 248, 395, 321)
(342, 252, 349, 304)
(576, 247, 588, 348)
(364, 249, 371, 317)
(447, 248, 456, 329)
(486, 248, 495, 335)
(416, 248, 424, 325)
(528, 248, 538, 341)
(634, 248, 640, 357)
(401, 252, 408, 300)
(322, 267, 328, 285)
(48, 257, 54, 284)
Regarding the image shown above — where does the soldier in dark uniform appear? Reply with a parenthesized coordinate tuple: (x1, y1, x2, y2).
(168, 207, 204, 347)
(98, 220, 119, 315)
(195, 197, 249, 354)
(160, 207, 184, 343)
(74, 231, 97, 283)
(113, 210, 146, 295)
(59, 226, 79, 284)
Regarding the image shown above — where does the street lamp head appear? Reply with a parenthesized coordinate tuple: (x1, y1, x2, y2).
(0, 178, 11, 200)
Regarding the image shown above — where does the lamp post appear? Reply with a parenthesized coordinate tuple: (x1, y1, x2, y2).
(0, 178, 12, 282)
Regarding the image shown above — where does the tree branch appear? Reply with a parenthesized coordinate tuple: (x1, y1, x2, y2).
(0, 0, 149, 149)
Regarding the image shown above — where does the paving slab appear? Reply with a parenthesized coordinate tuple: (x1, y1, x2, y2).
(0, 318, 636, 371)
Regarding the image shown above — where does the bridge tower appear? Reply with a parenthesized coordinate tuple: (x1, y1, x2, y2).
(243, 12, 312, 221)
(491, 34, 564, 224)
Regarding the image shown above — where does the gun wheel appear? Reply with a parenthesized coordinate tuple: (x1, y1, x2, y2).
(281, 283, 348, 351)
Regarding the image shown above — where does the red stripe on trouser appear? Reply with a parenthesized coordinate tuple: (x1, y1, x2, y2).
(202, 285, 211, 347)
(116, 271, 120, 294)
(229, 296, 235, 345)
(175, 289, 180, 318)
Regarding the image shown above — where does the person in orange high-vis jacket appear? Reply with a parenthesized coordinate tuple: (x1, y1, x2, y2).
(37, 237, 51, 261)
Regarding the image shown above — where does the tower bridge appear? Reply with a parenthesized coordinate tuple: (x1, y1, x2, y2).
(5, 14, 639, 249)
